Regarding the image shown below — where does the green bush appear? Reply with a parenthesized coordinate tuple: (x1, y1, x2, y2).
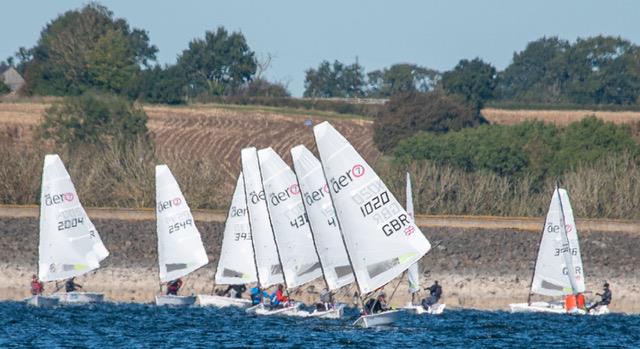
(39, 91, 150, 147)
(373, 91, 483, 152)
(394, 116, 640, 180)
(0, 80, 9, 95)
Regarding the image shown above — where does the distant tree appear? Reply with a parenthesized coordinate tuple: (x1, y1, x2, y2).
(21, 3, 157, 96)
(238, 78, 290, 98)
(496, 37, 571, 103)
(40, 91, 149, 147)
(440, 58, 497, 111)
(303, 60, 365, 98)
(138, 65, 187, 104)
(177, 27, 257, 97)
(373, 91, 481, 152)
(0, 80, 10, 95)
(367, 64, 439, 97)
(564, 36, 640, 105)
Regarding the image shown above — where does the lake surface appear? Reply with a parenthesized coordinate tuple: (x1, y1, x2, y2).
(1, 302, 638, 348)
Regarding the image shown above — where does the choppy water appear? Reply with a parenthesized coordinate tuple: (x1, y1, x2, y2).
(0, 302, 638, 348)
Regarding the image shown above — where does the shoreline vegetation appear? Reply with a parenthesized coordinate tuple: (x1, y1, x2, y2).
(1, 100, 640, 219)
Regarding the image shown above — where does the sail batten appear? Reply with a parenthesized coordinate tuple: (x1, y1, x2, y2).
(258, 147, 323, 289)
(313, 122, 431, 294)
(291, 145, 355, 291)
(214, 173, 258, 285)
(39, 154, 109, 282)
(155, 165, 209, 283)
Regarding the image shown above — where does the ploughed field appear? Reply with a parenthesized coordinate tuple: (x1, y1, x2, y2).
(0, 102, 380, 193)
(1, 216, 639, 312)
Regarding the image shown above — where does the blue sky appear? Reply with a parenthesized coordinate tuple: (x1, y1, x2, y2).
(1, 1, 638, 96)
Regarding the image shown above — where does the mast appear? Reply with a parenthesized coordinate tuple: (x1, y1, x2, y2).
(256, 152, 290, 294)
(315, 147, 367, 310)
(556, 183, 578, 295)
(293, 168, 332, 299)
(241, 170, 263, 289)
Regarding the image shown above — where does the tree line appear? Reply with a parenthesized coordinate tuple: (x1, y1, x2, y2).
(1, 3, 639, 109)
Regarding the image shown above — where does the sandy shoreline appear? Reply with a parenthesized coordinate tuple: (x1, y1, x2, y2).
(1, 216, 638, 313)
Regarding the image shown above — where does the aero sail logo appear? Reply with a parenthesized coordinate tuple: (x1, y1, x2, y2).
(157, 197, 182, 212)
(44, 192, 75, 206)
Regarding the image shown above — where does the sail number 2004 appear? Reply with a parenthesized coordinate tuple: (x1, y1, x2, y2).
(57, 217, 84, 230)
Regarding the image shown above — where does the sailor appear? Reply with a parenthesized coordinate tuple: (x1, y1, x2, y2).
(166, 278, 183, 296)
(316, 288, 332, 311)
(588, 282, 612, 312)
(224, 284, 247, 298)
(30, 275, 44, 295)
(364, 292, 389, 314)
(65, 277, 83, 293)
(422, 280, 442, 309)
(271, 284, 289, 308)
(250, 286, 267, 305)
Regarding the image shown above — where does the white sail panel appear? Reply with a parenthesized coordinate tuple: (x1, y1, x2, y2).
(291, 145, 354, 290)
(38, 154, 109, 282)
(214, 173, 258, 285)
(258, 147, 323, 289)
(156, 165, 209, 283)
(314, 122, 431, 294)
(406, 173, 420, 293)
(241, 147, 284, 288)
(531, 188, 585, 296)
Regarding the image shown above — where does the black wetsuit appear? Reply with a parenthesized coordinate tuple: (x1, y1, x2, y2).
(422, 283, 443, 308)
(224, 284, 247, 298)
(365, 298, 387, 314)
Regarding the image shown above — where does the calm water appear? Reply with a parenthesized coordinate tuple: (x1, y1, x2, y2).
(0, 302, 638, 348)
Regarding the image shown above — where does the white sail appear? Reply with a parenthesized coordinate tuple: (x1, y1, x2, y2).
(314, 122, 431, 294)
(531, 187, 585, 296)
(241, 147, 284, 288)
(214, 173, 258, 285)
(291, 145, 355, 290)
(258, 147, 323, 289)
(38, 154, 109, 282)
(156, 165, 209, 283)
(406, 172, 420, 293)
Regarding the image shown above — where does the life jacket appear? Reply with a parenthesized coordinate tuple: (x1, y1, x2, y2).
(30, 281, 43, 295)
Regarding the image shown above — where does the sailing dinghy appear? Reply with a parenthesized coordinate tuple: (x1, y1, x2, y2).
(242, 148, 306, 316)
(313, 122, 431, 327)
(155, 165, 209, 306)
(198, 173, 256, 308)
(401, 173, 446, 315)
(27, 154, 109, 306)
(509, 185, 609, 315)
(291, 145, 355, 319)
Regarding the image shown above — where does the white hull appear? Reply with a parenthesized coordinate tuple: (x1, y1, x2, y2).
(197, 295, 252, 308)
(509, 301, 609, 315)
(309, 304, 345, 319)
(353, 310, 401, 328)
(246, 302, 309, 317)
(53, 292, 104, 304)
(155, 295, 196, 307)
(25, 295, 60, 307)
(403, 303, 446, 315)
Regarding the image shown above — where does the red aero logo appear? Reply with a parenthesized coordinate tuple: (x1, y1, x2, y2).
(172, 197, 182, 206)
(63, 193, 74, 202)
(289, 184, 300, 195)
(565, 224, 573, 233)
(352, 164, 365, 178)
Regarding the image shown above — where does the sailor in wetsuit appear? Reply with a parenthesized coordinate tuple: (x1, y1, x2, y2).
(588, 282, 612, 312)
(422, 281, 442, 310)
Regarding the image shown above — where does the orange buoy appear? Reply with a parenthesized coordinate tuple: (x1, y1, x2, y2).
(565, 294, 577, 311)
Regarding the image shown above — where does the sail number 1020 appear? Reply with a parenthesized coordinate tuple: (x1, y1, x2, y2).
(360, 192, 390, 217)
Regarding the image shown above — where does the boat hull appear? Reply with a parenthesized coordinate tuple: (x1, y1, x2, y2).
(402, 303, 446, 315)
(155, 295, 196, 307)
(246, 302, 309, 317)
(353, 309, 400, 328)
(508, 301, 610, 315)
(25, 295, 60, 307)
(309, 304, 345, 319)
(53, 292, 104, 304)
(197, 295, 252, 308)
